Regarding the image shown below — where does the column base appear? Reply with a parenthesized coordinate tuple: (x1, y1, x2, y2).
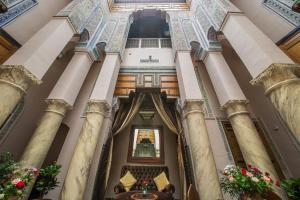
(250, 63, 300, 144)
(0, 65, 41, 127)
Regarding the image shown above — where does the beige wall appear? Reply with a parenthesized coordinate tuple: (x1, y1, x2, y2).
(230, 0, 294, 42)
(221, 38, 300, 177)
(3, 0, 71, 44)
(105, 112, 181, 199)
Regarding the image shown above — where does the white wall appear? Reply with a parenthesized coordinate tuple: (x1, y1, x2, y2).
(122, 48, 175, 67)
(230, 0, 294, 42)
(3, 0, 71, 44)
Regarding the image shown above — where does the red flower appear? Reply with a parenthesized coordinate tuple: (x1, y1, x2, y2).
(15, 181, 25, 189)
(241, 168, 247, 175)
(247, 164, 252, 169)
(275, 180, 280, 187)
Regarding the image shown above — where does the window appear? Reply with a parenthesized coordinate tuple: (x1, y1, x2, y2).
(128, 126, 164, 164)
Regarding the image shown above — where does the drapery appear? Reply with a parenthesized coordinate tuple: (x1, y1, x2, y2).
(103, 93, 145, 193)
(112, 93, 145, 136)
(150, 93, 186, 200)
(150, 93, 180, 134)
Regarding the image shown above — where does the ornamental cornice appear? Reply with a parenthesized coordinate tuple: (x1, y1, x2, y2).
(0, 65, 42, 93)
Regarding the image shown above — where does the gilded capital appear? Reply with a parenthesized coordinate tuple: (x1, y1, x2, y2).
(0, 65, 42, 93)
(221, 99, 250, 118)
(86, 100, 110, 115)
(45, 99, 72, 116)
(250, 63, 300, 91)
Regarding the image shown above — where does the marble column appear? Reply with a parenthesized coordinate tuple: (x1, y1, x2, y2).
(204, 51, 286, 199)
(61, 53, 120, 200)
(0, 66, 41, 127)
(251, 64, 300, 144)
(176, 51, 223, 200)
(0, 19, 75, 127)
(183, 100, 223, 200)
(20, 51, 93, 168)
(221, 13, 300, 144)
(20, 99, 71, 168)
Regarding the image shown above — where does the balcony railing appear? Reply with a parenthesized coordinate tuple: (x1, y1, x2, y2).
(125, 38, 172, 48)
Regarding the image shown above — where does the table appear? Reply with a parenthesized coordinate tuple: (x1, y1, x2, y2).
(131, 192, 158, 200)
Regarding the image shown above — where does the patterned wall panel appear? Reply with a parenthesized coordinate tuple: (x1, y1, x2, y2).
(0, 0, 38, 27)
(263, 0, 300, 26)
(114, 67, 179, 98)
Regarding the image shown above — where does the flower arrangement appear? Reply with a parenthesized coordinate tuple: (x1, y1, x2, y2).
(141, 179, 149, 194)
(30, 163, 61, 200)
(220, 164, 276, 199)
(0, 152, 38, 200)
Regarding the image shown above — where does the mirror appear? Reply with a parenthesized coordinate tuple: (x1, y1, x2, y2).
(128, 126, 164, 164)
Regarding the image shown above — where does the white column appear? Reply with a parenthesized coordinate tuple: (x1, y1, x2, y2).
(176, 51, 223, 200)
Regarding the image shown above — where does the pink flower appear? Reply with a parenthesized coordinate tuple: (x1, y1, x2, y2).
(12, 178, 21, 185)
(263, 176, 272, 182)
(229, 176, 234, 182)
(30, 167, 39, 175)
(246, 172, 253, 177)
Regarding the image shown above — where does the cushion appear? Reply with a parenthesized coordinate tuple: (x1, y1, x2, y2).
(154, 171, 170, 191)
(120, 171, 137, 192)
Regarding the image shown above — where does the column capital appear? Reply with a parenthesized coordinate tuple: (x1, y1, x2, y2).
(250, 63, 300, 95)
(45, 99, 72, 117)
(182, 100, 205, 118)
(0, 65, 42, 93)
(222, 99, 250, 119)
(86, 100, 110, 116)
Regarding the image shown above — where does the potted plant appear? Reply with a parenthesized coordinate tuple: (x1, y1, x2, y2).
(141, 179, 149, 195)
(30, 163, 61, 200)
(280, 178, 300, 200)
(220, 164, 275, 200)
(0, 152, 38, 200)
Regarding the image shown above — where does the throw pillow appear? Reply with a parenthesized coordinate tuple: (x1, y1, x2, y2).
(120, 171, 137, 192)
(154, 171, 170, 191)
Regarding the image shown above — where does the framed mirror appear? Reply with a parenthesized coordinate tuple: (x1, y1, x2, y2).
(128, 126, 164, 164)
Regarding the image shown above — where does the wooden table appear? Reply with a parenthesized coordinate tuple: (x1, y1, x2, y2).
(131, 193, 158, 200)
(115, 191, 173, 200)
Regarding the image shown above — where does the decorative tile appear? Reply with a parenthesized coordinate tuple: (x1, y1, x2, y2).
(0, 0, 38, 27)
